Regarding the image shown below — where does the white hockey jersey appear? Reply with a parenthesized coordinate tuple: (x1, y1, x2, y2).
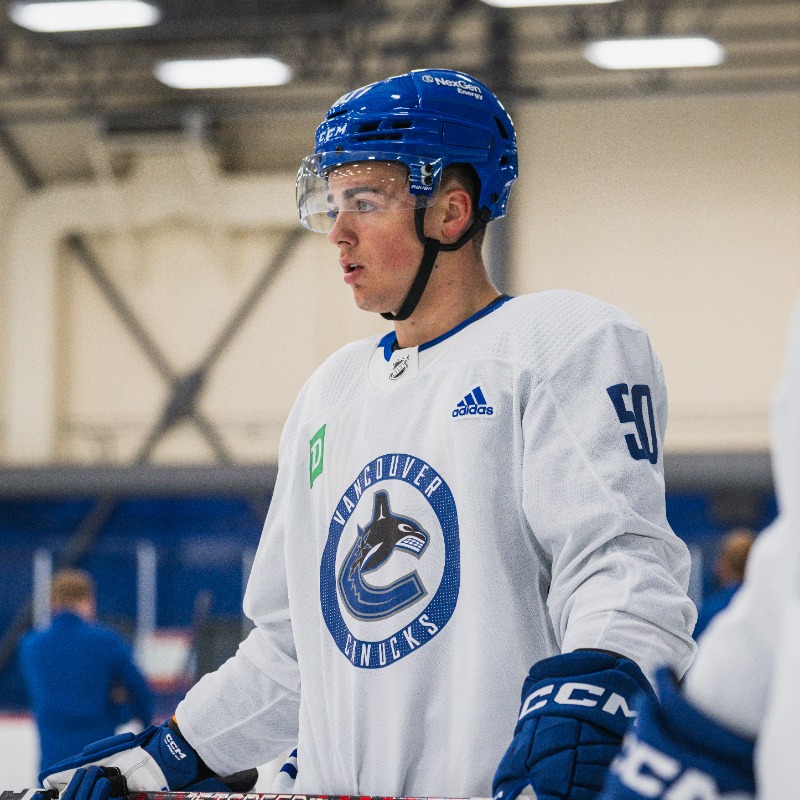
(684, 292, 800, 799)
(176, 290, 696, 797)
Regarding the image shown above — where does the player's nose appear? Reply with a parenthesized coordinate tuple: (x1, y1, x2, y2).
(327, 211, 356, 246)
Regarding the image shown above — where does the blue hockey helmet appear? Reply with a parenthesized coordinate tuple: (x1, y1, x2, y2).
(297, 68, 518, 233)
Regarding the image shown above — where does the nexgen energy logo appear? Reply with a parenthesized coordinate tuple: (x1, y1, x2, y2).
(421, 73, 483, 99)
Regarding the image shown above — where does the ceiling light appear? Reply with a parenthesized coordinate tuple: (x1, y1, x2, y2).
(482, 0, 620, 5)
(9, 0, 160, 32)
(154, 57, 293, 90)
(584, 36, 725, 69)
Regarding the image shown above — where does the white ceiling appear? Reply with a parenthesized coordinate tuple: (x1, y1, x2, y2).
(0, 0, 798, 183)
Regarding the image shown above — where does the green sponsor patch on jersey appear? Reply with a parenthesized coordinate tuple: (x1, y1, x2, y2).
(310, 424, 326, 488)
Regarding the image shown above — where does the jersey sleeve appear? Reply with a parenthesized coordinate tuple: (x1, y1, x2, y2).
(755, 292, 800, 795)
(683, 517, 787, 739)
(685, 292, 800, 777)
(521, 318, 696, 680)
(175, 386, 308, 776)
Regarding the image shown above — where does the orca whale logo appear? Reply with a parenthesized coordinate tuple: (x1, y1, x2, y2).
(338, 490, 429, 620)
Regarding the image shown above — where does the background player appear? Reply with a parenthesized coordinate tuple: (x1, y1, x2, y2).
(692, 526, 755, 640)
(19, 569, 154, 774)
(598, 291, 800, 799)
(40, 68, 696, 800)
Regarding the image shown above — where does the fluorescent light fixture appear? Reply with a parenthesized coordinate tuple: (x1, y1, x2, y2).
(584, 36, 725, 69)
(9, 0, 160, 32)
(482, 0, 619, 5)
(154, 56, 293, 90)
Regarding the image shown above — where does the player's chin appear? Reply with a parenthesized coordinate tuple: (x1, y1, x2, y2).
(353, 291, 396, 315)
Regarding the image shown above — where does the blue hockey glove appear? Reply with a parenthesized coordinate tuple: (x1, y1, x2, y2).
(598, 667, 755, 800)
(60, 767, 127, 800)
(493, 650, 655, 800)
(40, 720, 246, 795)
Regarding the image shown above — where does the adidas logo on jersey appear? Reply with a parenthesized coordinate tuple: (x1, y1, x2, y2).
(452, 386, 493, 417)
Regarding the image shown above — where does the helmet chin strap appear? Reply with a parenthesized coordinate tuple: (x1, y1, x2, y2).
(381, 205, 491, 322)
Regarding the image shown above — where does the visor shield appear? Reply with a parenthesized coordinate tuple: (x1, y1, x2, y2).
(296, 153, 442, 233)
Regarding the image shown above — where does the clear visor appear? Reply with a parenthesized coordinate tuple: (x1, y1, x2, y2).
(296, 153, 442, 233)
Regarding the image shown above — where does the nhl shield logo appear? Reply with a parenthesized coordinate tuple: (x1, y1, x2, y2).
(389, 354, 411, 381)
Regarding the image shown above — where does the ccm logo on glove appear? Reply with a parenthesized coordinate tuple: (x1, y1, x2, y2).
(520, 681, 638, 720)
(163, 733, 187, 761)
(611, 734, 734, 800)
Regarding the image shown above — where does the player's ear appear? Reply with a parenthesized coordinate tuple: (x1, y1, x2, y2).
(430, 184, 472, 245)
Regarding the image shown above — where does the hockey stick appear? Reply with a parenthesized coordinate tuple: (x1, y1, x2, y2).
(1, 792, 489, 800)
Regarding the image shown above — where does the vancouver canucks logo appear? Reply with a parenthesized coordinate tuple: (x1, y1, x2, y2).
(320, 453, 460, 669)
(339, 490, 429, 619)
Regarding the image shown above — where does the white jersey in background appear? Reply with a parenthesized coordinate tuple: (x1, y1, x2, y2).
(684, 292, 800, 799)
(176, 290, 696, 797)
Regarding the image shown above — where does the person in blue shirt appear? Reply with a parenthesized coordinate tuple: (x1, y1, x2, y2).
(19, 568, 154, 773)
(693, 527, 755, 640)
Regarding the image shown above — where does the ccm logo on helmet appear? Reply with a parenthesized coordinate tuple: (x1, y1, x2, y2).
(520, 681, 638, 720)
(317, 123, 347, 146)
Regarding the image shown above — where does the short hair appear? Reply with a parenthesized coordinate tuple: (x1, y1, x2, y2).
(51, 568, 95, 608)
(719, 528, 756, 582)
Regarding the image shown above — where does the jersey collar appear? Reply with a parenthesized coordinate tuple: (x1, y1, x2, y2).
(378, 294, 513, 362)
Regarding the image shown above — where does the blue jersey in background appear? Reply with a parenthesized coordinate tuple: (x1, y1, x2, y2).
(19, 611, 154, 773)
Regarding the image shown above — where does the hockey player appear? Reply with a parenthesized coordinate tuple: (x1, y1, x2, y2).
(40, 68, 696, 800)
(597, 292, 800, 800)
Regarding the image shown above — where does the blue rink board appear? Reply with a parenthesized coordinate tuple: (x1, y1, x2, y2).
(0, 490, 778, 710)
